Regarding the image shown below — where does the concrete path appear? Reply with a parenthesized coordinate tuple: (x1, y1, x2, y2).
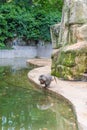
(27, 59, 87, 130)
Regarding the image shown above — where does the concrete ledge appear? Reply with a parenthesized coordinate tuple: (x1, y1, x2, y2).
(27, 59, 87, 130)
(27, 58, 51, 67)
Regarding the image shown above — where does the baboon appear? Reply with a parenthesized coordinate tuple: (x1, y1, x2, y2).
(38, 74, 53, 88)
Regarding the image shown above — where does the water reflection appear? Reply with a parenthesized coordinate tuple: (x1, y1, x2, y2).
(0, 59, 78, 130)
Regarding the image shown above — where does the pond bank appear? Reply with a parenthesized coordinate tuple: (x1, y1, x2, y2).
(27, 58, 87, 130)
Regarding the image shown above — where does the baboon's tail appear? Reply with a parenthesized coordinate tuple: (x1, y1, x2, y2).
(52, 76, 57, 83)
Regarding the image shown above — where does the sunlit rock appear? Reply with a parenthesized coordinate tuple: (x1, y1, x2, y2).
(50, 23, 61, 48)
(51, 0, 87, 80)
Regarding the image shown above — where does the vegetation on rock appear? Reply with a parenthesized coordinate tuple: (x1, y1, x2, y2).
(51, 43, 87, 80)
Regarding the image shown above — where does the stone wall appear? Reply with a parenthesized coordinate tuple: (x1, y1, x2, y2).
(0, 44, 52, 59)
(0, 46, 37, 58)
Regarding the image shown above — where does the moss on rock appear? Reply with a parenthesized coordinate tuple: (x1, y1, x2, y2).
(51, 43, 87, 80)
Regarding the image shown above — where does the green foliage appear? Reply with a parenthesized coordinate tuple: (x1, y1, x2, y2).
(12, 0, 33, 8)
(33, 0, 63, 12)
(0, 13, 8, 48)
(0, 43, 6, 49)
(0, 0, 63, 47)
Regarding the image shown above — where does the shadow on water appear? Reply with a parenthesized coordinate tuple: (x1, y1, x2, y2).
(0, 58, 78, 130)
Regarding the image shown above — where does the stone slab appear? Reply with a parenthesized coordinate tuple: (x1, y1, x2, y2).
(27, 58, 51, 67)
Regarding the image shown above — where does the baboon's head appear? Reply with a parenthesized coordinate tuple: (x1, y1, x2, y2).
(38, 75, 46, 84)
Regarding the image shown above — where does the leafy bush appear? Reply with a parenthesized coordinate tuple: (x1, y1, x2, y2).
(0, 2, 62, 47)
(31, 9, 61, 41)
(0, 14, 8, 45)
(0, 43, 6, 49)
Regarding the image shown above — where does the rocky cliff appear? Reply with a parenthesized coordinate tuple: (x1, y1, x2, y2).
(51, 0, 87, 81)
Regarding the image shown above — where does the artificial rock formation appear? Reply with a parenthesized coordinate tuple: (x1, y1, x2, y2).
(51, 0, 87, 81)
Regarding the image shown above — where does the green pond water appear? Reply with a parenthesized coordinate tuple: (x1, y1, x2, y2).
(0, 60, 78, 130)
